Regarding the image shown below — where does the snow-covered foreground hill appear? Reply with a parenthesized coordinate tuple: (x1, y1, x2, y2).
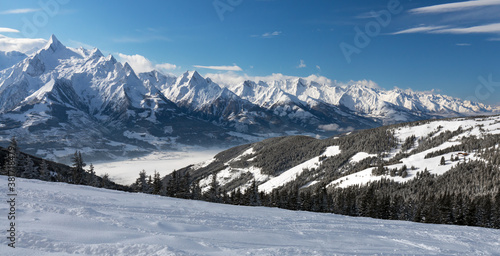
(1, 177, 499, 255)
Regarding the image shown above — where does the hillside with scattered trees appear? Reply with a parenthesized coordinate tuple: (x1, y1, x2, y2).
(0, 137, 128, 191)
(152, 114, 500, 229)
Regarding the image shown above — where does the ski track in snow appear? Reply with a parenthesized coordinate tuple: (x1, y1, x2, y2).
(1, 177, 500, 255)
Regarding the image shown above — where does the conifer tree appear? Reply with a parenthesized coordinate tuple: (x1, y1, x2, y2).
(166, 170, 179, 197)
(133, 170, 150, 193)
(180, 172, 191, 198)
(21, 156, 38, 179)
(147, 175, 153, 193)
(207, 173, 220, 202)
(245, 180, 260, 206)
(100, 173, 110, 188)
(87, 164, 97, 186)
(190, 180, 202, 200)
(39, 160, 51, 181)
(71, 151, 86, 184)
(152, 171, 162, 195)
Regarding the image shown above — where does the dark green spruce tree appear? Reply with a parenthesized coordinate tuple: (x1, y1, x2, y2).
(71, 151, 86, 184)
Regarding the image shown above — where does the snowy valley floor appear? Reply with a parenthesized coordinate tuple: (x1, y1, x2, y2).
(1, 177, 500, 255)
(92, 150, 220, 185)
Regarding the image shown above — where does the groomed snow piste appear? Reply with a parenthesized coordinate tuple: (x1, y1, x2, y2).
(1, 177, 499, 255)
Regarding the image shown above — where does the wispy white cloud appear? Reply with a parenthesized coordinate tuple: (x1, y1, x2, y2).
(117, 53, 177, 74)
(297, 59, 306, 68)
(396, 1, 500, 39)
(316, 65, 321, 70)
(68, 39, 95, 50)
(156, 63, 177, 70)
(113, 35, 170, 43)
(0, 8, 40, 14)
(252, 31, 282, 38)
(0, 27, 20, 33)
(431, 22, 500, 34)
(392, 25, 449, 35)
(263, 31, 281, 37)
(393, 23, 500, 35)
(456, 43, 471, 46)
(193, 64, 242, 71)
(355, 11, 386, 19)
(410, 0, 500, 14)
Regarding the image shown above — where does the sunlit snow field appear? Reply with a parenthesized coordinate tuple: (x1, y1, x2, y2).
(92, 150, 220, 185)
(1, 177, 499, 255)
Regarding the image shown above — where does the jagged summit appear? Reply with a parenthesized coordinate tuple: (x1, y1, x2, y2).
(122, 62, 136, 76)
(43, 34, 65, 52)
(89, 47, 104, 58)
(192, 70, 205, 79)
(106, 54, 117, 63)
(175, 70, 193, 85)
(178, 70, 204, 85)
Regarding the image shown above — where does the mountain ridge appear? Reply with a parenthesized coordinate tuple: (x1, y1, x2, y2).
(0, 34, 498, 161)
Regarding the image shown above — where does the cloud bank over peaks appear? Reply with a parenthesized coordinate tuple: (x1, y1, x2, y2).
(193, 64, 242, 71)
(203, 71, 335, 87)
(0, 34, 47, 54)
(342, 79, 381, 89)
(117, 53, 177, 74)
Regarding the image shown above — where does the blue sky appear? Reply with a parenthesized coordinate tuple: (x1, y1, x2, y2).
(1, 0, 500, 105)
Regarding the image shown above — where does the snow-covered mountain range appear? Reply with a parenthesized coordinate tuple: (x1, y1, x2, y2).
(0, 35, 498, 161)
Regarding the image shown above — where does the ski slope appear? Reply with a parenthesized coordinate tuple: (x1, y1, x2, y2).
(1, 177, 499, 255)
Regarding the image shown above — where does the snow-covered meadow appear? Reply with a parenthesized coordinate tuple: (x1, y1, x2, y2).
(1, 176, 499, 255)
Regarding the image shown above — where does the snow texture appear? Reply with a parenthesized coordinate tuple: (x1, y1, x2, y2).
(1, 176, 500, 255)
